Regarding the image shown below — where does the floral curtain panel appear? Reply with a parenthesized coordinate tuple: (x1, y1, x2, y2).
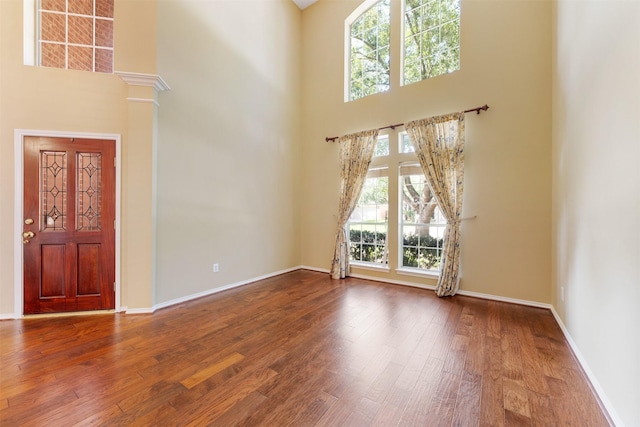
(330, 129, 379, 279)
(406, 112, 465, 296)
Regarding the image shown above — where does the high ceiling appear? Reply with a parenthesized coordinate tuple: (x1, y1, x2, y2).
(292, 0, 317, 10)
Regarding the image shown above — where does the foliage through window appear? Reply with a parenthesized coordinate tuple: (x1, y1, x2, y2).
(373, 135, 390, 157)
(399, 163, 446, 271)
(400, 133, 415, 153)
(403, 0, 460, 85)
(348, 132, 446, 274)
(38, 0, 114, 73)
(348, 0, 391, 101)
(348, 169, 389, 265)
(346, 0, 460, 101)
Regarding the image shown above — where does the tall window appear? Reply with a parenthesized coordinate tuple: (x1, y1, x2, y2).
(38, 0, 114, 73)
(403, 0, 460, 85)
(347, 0, 391, 101)
(348, 131, 445, 274)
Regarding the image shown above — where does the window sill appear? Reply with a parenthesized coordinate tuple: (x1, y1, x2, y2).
(395, 268, 440, 279)
(351, 262, 390, 273)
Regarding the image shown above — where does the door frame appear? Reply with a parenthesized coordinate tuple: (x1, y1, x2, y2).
(14, 129, 122, 317)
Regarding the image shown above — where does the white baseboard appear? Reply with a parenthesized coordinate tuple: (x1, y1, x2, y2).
(456, 289, 553, 310)
(300, 265, 438, 291)
(351, 272, 437, 291)
(123, 307, 154, 315)
(148, 266, 302, 313)
(299, 265, 329, 273)
(549, 307, 620, 427)
(0, 313, 19, 320)
(300, 265, 550, 309)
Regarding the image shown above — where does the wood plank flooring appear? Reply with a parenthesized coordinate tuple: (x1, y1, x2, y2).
(0, 270, 610, 426)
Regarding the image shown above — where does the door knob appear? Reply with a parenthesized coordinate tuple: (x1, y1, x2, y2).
(23, 231, 34, 239)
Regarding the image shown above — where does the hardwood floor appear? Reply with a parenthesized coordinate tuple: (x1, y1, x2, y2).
(0, 270, 609, 426)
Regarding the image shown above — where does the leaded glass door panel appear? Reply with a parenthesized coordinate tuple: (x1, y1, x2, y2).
(23, 136, 115, 314)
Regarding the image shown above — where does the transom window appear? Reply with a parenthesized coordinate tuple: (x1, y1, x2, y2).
(347, 0, 391, 101)
(37, 0, 114, 73)
(403, 0, 460, 85)
(346, 0, 460, 101)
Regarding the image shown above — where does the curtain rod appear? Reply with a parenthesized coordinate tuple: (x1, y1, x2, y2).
(325, 104, 490, 142)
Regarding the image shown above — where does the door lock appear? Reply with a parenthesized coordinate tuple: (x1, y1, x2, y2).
(24, 218, 34, 225)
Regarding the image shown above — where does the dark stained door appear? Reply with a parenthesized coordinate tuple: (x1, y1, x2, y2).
(23, 136, 115, 314)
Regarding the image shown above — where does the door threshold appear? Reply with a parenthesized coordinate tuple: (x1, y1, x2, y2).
(23, 310, 116, 319)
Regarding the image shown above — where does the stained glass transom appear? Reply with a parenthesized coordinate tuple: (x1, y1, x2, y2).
(77, 152, 102, 231)
(41, 151, 67, 231)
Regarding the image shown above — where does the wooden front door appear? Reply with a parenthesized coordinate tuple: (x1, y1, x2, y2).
(23, 136, 116, 314)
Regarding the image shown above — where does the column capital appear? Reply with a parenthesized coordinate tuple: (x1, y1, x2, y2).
(115, 71, 171, 92)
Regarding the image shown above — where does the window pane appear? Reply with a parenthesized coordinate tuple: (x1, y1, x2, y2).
(68, 46, 93, 71)
(41, 42, 66, 68)
(374, 135, 389, 157)
(41, 12, 66, 42)
(399, 166, 445, 272)
(403, 0, 460, 85)
(68, 0, 93, 16)
(41, 0, 65, 12)
(68, 16, 93, 45)
(95, 48, 113, 73)
(348, 174, 388, 265)
(399, 133, 415, 153)
(96, 19, 114, 48)
(96, 0, 114, 18)
(348, 0, 391, 101)
(440, 0, 460, 23)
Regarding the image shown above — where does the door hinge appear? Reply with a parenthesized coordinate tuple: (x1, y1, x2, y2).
(114, 219, 116, 229)
(114, 156, 116, 167)
(113, 282, 116, 292)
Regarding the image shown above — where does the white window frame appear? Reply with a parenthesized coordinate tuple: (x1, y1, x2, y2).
(347, 130, 446, 278)
(400, 0, 461, 86)
(24, 0, 36, 65)
(344, 0, 391, 102)
(397, 161, 446, 276)
(348, 165, 390, 270)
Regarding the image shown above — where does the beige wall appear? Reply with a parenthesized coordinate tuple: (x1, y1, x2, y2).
(0, 0, 158, 315)
(552, 1, 640, 425)
(2, 0, 637, 422)
(154, 0, 302, 304)
(300, 0, 552, 303)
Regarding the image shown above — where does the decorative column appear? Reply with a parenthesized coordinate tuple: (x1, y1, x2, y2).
(116, 71, 169, 313)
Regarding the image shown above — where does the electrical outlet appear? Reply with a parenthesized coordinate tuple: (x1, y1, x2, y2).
(560, 286, 565, 302)
(213, 263, 219, 273)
